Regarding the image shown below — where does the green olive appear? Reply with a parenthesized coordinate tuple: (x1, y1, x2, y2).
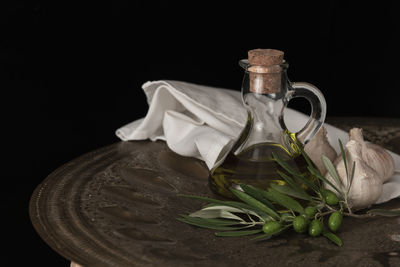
(323, 189, 339, 205)
(293, 216, 308, 233)
(304, 206, 317, 218)
(262, 221, 281, 235)
(308, 219, 323, 237)
(328, 211, 343, 232)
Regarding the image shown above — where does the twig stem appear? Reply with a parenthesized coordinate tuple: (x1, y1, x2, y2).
(342, 212, 374, 218)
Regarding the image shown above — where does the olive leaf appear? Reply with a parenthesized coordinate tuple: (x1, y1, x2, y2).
(189, 209, 225, 219)
(295, 139, 315, 168)
(296, 142, 323, 188)
(347, 161, 356, 195)
(219, 211, 246, 221)
(239, 184, 276, 210)
(275, 170, 314, 202)
(273, 153, 318, 193)
(251, 233, 273, 241)
(272, 152, 301, 176)
(177, 216, 247, 230)
(307, 165, 342, 197)
(338, 139, 356, 195)
(270, 183, 310, 201)
(338, 139, 349, 180)
(189, 209, 245, 222)
(323, 231, 343, 247)
(322, 155, 342, 188)
(251, 225, 290, 241)
(367, 208, 400, 217)
(202, 205, 266, 222)
(215, 229, 263, 237)
(262, 188, 304, 214)
(230, 188, 280, 220)
(178, 194, 271, 216)
(202, 205, 248, 213)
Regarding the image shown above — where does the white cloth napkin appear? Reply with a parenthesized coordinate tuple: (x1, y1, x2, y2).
(116, 80, 400, 204)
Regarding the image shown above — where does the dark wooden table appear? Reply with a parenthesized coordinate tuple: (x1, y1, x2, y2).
(30, 117, 400, 267)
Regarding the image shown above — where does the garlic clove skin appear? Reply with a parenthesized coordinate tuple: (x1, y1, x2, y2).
(343, 140, 383, 209)
(347, 158, 382, 209)
(349, 128, 395, 183)
(304, 127, 337, 175)
(362, 143, 394, 183)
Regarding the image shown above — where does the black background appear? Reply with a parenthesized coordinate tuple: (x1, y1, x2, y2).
(2, 1, 399, 266)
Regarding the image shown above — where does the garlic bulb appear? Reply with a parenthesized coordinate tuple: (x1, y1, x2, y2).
(304, 127, 337, 175)
(349, 128, 395, 183)
(325, 128, 395, 209)
(329, 139, 383, 209)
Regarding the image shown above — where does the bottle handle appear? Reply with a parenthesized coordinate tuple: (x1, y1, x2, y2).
(281, 82, 327, 144)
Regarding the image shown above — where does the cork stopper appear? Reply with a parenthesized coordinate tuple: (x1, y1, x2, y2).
(247, 49, 284, 94)
(248, 49, 284, 66)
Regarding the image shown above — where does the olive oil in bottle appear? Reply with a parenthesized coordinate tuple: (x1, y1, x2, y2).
(209, 140, 308, 199)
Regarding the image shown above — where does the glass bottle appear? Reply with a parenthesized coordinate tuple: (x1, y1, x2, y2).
(209, 49, 326, 199)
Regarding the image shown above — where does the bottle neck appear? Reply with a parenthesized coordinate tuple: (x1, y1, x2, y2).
(243, 94, 284, 142)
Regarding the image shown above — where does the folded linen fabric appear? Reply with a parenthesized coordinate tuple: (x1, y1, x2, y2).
(116, 80, 400, 204)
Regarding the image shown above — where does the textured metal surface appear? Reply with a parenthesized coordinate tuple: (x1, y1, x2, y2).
(30, 119, 400, 267)
(327, 117, 400, 153)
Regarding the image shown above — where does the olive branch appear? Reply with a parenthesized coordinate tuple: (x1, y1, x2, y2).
(178, 139, 400, 247)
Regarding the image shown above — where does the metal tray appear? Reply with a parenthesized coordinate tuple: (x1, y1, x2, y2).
(30, 119, 400, 266)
